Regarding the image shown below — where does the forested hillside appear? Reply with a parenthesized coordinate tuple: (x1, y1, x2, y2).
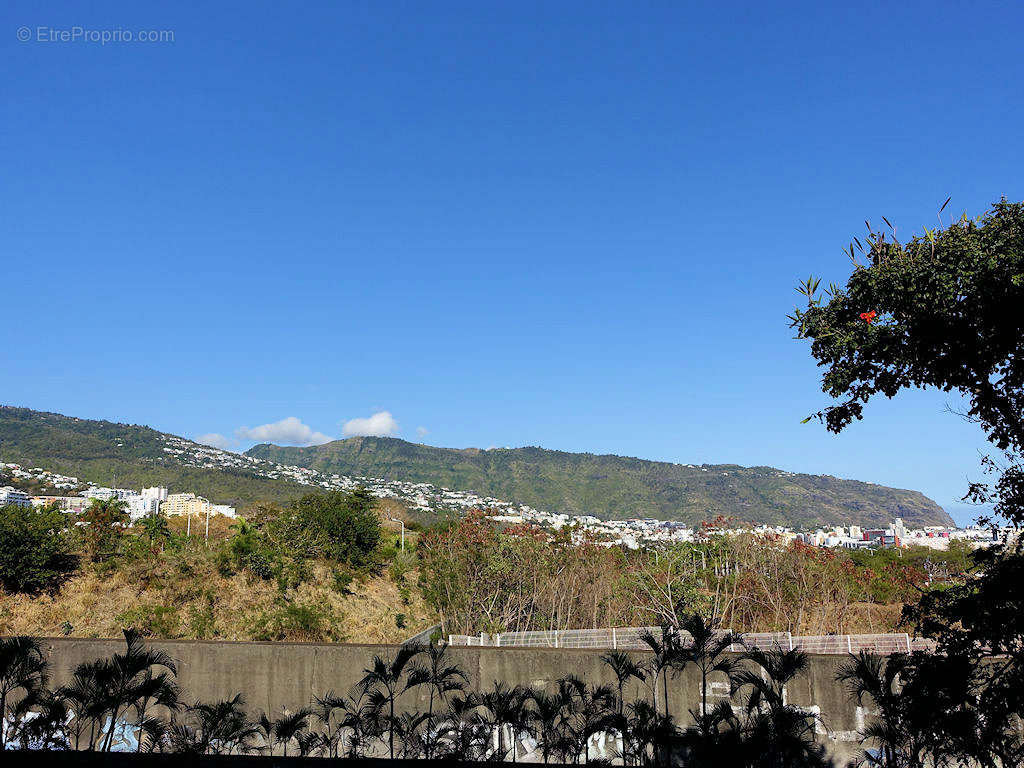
(0, 406, 310, 507)
(247, 436, 952, 527)
(0, 406, 952, 526)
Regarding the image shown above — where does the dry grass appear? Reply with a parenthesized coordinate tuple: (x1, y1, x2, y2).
(0, 546, 437, 644)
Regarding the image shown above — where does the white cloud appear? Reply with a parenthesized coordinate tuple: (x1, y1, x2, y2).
(196, 433, 236, 451)
(235, 417, 334, 446)
(342, 411, 399, 438)
(416, 426, 429, 438)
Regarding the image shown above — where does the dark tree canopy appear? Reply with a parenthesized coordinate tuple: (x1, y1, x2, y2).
(791, 199, 1024, 520)
(0, 503, 75, 593)
(287, 487, 382, 566)
(794, 199, 1024, 767)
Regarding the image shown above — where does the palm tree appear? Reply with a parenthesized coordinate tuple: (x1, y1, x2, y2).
(601, 651, 647, 764)
(59, 659, 112, 750)
(835, 651, 940, 768)
(601, 651, 648, 714)
(394, 710, 431, 758)
(13, 689, 71, 751)
(435, 691, 482, 761)
(136, 715, 171, 753)
(677, 614, 741, 727)
(271, 708, 312, 757)
(295, 728, 326, 757)
(677, 699, 744, 768)
(529, 689, 565, 765)
(255, 712, 274, 755)
(505, 686, 536, 764)
(359, 644, 422, 758)
(638, 625, 682, 720)
(638, 625, 683, 766)
(311, 690, 345, 757)
(337, 685, 375, 758)
(624, 699, 675, 768)
(476, 681, 532, 762)
(184, 695, 260, 755)
(735, 645, 828, 768)
(130, 668, 180, 751)
(97, 629, 178, 752)
(407, 642, 468, 759)
(0, 636, 49, 751)
(137, 514, 171, 555)
(547, 675, 616, 764)
(575, 682, 616, 765)
(736, 645, 807, 716)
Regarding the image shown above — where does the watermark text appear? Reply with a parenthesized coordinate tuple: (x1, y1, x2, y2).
(17, 26, 175, 44)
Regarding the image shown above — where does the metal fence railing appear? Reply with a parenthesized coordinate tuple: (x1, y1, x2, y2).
(448, 627, 934, 655)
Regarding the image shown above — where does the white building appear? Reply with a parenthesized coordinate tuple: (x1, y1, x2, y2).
(85, 486, 139, 502)
(125, 495, 160, 520)
(84, 486, 117, 501)
(30, 495, 90, 513)
(0, 486, 31, 508)
(210, 503, 237, 518)
(142, 486, 168, 502)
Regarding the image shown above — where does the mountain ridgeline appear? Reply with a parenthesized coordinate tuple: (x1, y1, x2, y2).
(246, 437, 953, 528)
(0, 406, 952, 527)
(0, 406, 312, 506)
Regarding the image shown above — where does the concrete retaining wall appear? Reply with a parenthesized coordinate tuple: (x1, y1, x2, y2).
(32, 638, 866, 764)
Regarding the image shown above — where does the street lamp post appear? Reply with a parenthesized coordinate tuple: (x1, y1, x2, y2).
(388, 517, 406, 551)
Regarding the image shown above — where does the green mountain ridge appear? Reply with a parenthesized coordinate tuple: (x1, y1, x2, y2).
(0, 405, 953, 527)
(246, 436, 954, 528)
(0, 406, 311, 507)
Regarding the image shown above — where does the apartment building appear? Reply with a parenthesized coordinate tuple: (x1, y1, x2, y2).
(0, 486, 31, 507)
(161, 492, 211, 518)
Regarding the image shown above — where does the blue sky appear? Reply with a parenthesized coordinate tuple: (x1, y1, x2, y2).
(2, 1, 1022, 522)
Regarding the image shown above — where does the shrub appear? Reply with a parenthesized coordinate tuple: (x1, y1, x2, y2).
(389, 549, 417, 583)
(331, 568, 354, 594)
(224, 518, 280, 580)
(187, 593, 217, 639)
(277, 487, 382, 567)
(116, 603, 181, 637)
(247, 600, 344, 642)
(79, 498, 130, 561)
(0, 503, 76, 593)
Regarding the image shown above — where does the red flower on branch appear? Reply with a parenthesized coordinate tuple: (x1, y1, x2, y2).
(859, 310, 877, 324)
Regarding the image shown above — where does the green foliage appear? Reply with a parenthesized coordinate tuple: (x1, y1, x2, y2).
(223, 518, 280, 580)
(792, 199, 1024, 455)
(248, 435, 950, 527)
(272, 488, 382, 567)
(187, 593, 217, 639)
(0, 503, 75, 593)
(794, 199, 1024, 767)
(79, 498, 129, 562)
(388, 549, 417, 583)
(214, 488, 382, 589)
(115, 603, 181, 637)
(247, 600, 343, 642)
(330, 568, 354, 594)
